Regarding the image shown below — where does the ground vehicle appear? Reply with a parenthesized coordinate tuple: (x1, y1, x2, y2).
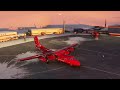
(27, 28, 64, 36)
(18, 36, 80, 67)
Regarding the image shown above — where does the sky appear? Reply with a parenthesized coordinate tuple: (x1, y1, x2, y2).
(0, 11, 120, 29)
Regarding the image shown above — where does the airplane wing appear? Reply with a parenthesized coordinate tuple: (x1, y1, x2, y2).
(52, 43, 80, 66)
(41, 43, 78, 57)
(54, 43, 78, 55)
(34, 36, 78, 55)
(17, 54, 47, 62)
(59, 43, 78, 51)
(17, 55, 41, 61)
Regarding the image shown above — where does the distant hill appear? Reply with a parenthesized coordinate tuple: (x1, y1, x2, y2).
(44, 24, 93, 31)
(0, 28, 16, 32)
(108, 24, 120, 27)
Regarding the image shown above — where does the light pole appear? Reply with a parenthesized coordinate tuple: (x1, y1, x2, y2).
(63, 20, 65, 33)
(105, 19, 107, 27)
(58, 13, 65, 33)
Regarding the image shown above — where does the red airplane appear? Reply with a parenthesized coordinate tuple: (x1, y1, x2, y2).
(18, 36, 80, 67)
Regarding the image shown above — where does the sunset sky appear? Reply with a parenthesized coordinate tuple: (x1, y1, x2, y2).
(0, 11, 120, 29)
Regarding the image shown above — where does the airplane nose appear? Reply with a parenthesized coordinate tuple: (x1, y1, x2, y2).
(69, 60, 80, 66)
(74, 61, 80, 66)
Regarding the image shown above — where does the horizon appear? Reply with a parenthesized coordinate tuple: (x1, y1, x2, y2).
(0, 23, 119, 30)
(0, 11, 120, 29)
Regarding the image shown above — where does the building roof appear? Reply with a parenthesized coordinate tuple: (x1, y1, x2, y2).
(0, 31, 17, 34)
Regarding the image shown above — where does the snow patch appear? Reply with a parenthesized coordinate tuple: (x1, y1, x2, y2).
(51, 49, 57, 51)
(64, 37, 92, 45)
(0, 61, 28, 79)
(0, 51, 43, 79)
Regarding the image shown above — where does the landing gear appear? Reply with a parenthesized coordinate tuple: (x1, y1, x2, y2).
(70, 64, 73, 66)
(46, 60, 49, 64)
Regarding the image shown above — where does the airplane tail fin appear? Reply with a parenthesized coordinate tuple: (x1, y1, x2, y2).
(34, 36, 41, 48)
(34, 36, 51, 53)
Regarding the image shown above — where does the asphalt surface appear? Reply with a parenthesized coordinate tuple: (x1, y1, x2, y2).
(0, 34, 120, 79)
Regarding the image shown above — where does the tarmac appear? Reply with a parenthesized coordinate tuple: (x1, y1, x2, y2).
(0, 33, 120, 79)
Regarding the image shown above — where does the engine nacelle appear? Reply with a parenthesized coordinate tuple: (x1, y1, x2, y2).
(46, 54, 56, 60)
(55, 50, 70, 56)
(64, 50, 70, 55)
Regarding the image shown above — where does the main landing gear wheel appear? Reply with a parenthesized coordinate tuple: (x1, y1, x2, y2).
(46, 60, 49, 64)
(70, 64, 73, 66)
